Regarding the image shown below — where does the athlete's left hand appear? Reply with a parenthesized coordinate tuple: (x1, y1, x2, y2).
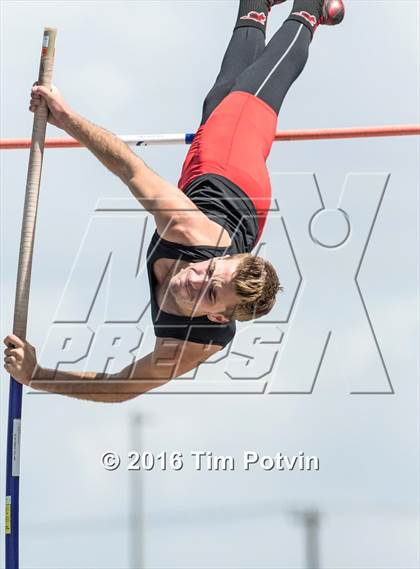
(3, 334, 37, 386)
(29, 83, 73, 129)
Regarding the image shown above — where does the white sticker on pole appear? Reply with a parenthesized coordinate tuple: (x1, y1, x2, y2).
(43, 34, 49, 48)
(12, 419, 21, 476)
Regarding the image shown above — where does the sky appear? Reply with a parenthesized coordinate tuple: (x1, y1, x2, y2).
(1, 1, 419, 568)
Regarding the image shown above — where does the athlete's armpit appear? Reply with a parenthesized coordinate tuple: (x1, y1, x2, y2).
(127, 163, 205, 229)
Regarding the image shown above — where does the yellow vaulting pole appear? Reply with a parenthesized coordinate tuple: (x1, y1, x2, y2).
(5, 27, 57, 569)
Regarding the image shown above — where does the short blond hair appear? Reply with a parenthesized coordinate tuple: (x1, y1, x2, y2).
(223, 253, 282, 322)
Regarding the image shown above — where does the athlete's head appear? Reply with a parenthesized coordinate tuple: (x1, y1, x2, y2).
(167, 253, 282, 322)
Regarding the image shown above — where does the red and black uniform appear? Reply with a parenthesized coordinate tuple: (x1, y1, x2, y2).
(179, 92, 277, 243)
(178, 8, 312, 248)
(148, 1, 315, 347)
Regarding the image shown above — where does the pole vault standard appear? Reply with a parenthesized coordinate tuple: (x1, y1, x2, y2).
(5, 28, 57, 569)
(1, 124, 420, 150)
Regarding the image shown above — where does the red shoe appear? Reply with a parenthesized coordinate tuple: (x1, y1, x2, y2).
(319, 0, 345, 25)
(290, 1, 344, 30)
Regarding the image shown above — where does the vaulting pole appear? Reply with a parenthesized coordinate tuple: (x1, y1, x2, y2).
(0, 124, 419, 150)
(5, 27, 57, 569)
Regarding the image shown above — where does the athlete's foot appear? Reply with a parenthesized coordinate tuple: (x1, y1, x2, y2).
(319, 0, 345, 26)
(288, 0, 344, 34)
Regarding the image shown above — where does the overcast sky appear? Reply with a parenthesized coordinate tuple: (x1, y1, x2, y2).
(1, 1, 419, 568)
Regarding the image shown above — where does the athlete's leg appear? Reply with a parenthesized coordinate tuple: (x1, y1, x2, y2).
(231, 0, 344, 115)
(232, 19, 310, 115)
(200, 0, 270, 125)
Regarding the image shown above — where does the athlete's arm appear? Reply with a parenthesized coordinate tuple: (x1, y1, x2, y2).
(29, 85, 206, 237)
(3, 334, 221, 403)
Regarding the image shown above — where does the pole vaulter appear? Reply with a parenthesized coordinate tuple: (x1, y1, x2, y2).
(2, 6, 420, 567)
(4, 0, 420, 405)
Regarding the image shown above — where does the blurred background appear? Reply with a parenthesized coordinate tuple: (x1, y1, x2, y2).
(1, 1, 419, 568)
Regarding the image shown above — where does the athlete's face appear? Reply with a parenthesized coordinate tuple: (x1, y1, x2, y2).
(168, 256, 241, 322)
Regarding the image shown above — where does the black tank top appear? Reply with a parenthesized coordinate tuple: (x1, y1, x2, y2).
(146, 174, 259, 347)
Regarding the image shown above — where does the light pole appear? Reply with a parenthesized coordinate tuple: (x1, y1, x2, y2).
(129, 413, 143, 569)
(291, 508, 322, 569)
(302, 509, 321, 569)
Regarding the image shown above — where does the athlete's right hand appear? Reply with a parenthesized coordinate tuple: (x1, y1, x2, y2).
(3, 334, 38, 386)
(29, 82, 73, 129)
